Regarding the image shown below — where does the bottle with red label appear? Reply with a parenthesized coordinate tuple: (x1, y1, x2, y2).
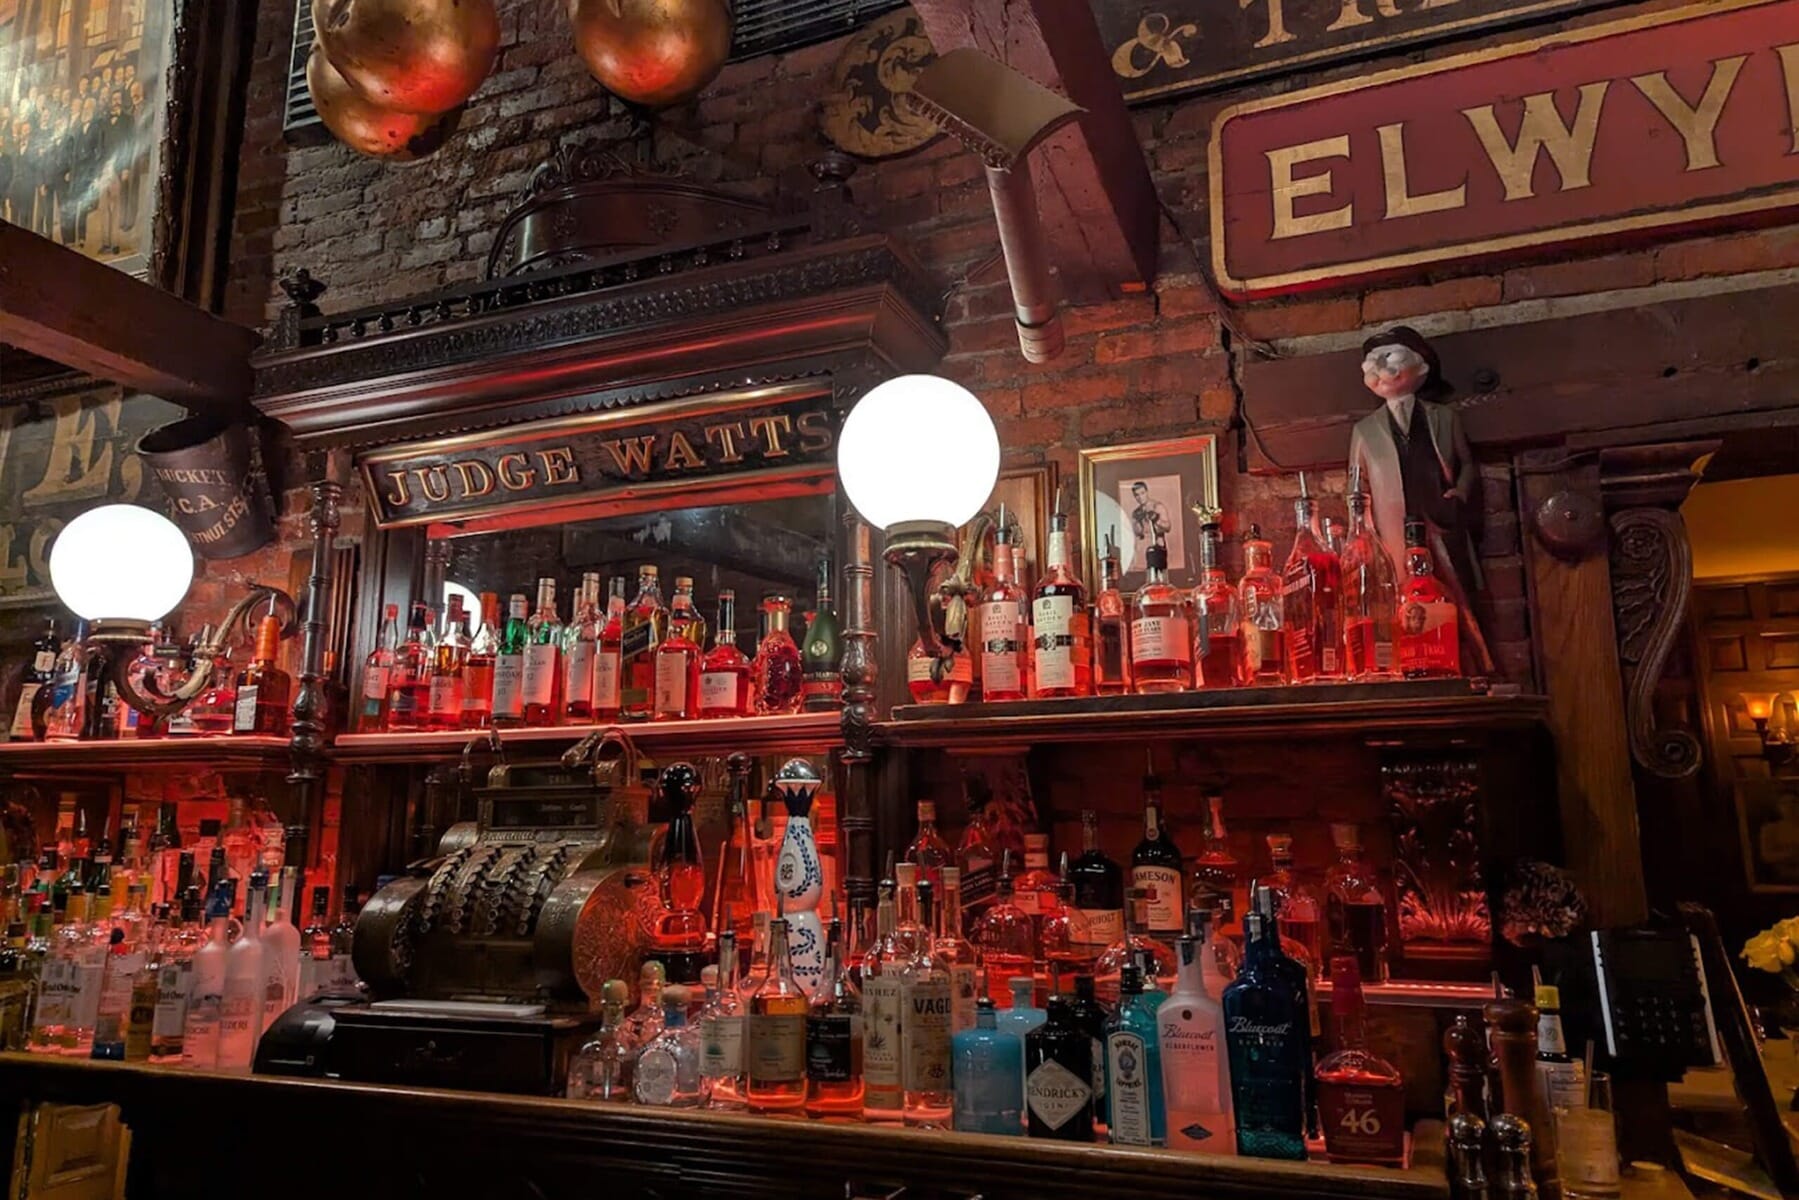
(976, 514, 1030, 702)
(698, 590, 751, 719)
(1340, 478, 1399, 682)
(1396, 517, 1462, 679)
(1236, 526, 1287, 686)
(592, 577, 627, 722)
(1131, 533, 1192, 693)
(654, 577, 704, 721)
(1281, 473, 1344, 684)
(1315, 956, 1405, 1166)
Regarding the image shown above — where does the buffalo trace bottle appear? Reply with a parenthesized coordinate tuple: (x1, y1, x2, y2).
(1282, 474, 1345, 683)
(592, 577, 627, 721)
(1223, 896, 1310, 1159)
(804, 918, 863, 1119)
(744, 917, 809, 1113)
(1106, 963, 1167, 1146)
(490, 594, 529, 727)
(1237, 525, 1287, 685)
(1025, 996, 1095, 1141)
(953, 996, 1024, 1135)
(1192, 522, 1241, 688)
(522, 578, 564, 726)
(1397, 516, 1463, 678)
(698, 590, 752, 719)
(976, 514, 1031, 703)
(1029, 511, 1091, 698)
(1092, 533, 1132, 696)
(621, 566, 667, 720)
(1159, 920, 1235, 1153)
(1315, 956, 1405, 1166)
(900, 879, 954, 1128)
(1131, 534, 1192, 693)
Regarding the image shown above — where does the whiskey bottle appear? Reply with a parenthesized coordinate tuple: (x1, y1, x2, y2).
(698, 590, 752, 719)
(563, 572, 601, 723)
(592, 576, 628, 721)
(1192, 522, 1241, 689)
(1131, 759, 1185, 941)
(1013, 833, 1060, 924)
(1237, 525, 1288, 685)
(1092, 531, 1132, 696)
(1340, 477, 1399, 681)
(1039, 854, 1095, 987)
(1191, 793, 1245, 940)
(752, 594, 804, 715)
(745, 917, 809, 1114)
(1323, 822, 1389, 983)
(1030, 511, 1092, 698)
(1223, 903, 1308, 1159)
(1315, 956, 1405, 1166)
(231, 605, 291, 736)
(1282, 474, 1345, 683)
(521, 577, 564, 726)
(633, 984, 704, 1107)
(860, 877, 906, 1121)
(1264, 834, 1323, 975)
(955, 784, 1000, 928)
(904, 800, 951, 893)
(901, 879, 954, 1128)
(1159, 919, 1236, 1153)
(953, 996, 1025, 1135)
(460, 593, 499, 730)
(490, 593, 529, 728)
(426, 596, 467, 732)
(1131, 534, 1193, 693)
(1397, 516, 1463, 678)
(653, 577, 704, 721)
(805, 917, 864, 1118)
(621, 566, 666, 720)
(977, 515, 1031, 702)
(1070, 811, 1124, 955)
(936, 867, 980, 1033)
(973, 861, 1036, 1005)
(355, 606, 399, 734)
(9, 617, 59, 741)
(1107, 963, 1167, 1146)
(384, 603, 431, 732)
(699, 937, 745, 1109)
(1025, 996, 1096, 1141)
(801, 556, 843, 711)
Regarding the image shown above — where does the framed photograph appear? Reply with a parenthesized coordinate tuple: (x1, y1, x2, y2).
(1736, 776, 1799, 894)
(1079, 435, 1219, 594)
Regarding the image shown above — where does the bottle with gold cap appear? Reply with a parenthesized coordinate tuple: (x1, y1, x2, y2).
(567, 977, 633, 1101)
(231, 601, 290, 736)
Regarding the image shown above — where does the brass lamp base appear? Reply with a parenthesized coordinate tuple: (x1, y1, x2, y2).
(883, 519, 959, 660)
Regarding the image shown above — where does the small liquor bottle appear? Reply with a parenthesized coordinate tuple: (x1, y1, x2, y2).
(490, 594, 529, 728)
(698, 590, 752, 718)
(752, 594, 804, 715)
(977, 514, 1031, 702)
(805, 918, 864, 1119)
(1323, 822, 1389, 984)
(1131, 759, 1185, 942)
(904, 800, 952, 892)
(1160, 920, 1235, 1153)
(568, 978, 632, 1100)
(860, 878, 906, 1121)
(9, 616, 59, 740)
(522, 577, 564, 727)
(1237, 525, 1288, 685)
(953, 996, 1024, 1135)
(1071, 811, 1124, 957)
(653, 577, 704, 721)
(563, 572, 601, 723)
(1132, 535, 1193, 693)
(936, 867, 980, 1032)
(1191, 793, 1245, 940)
(700, 941, 745, 1109)
(647, 764, 707, 983)
(1315, 957, 1405, 1166)
(460, 593, 499, 730)
(1192, 522, 1241, 689)
(1397, 516, 1463, 678)
(1223, 906, 1309, 1160)
(231, 605, 291, 736)
(1025, 996, 1096, 1141)
(1092, 532, 1133, 696)
(1107, 963, 1167, 1146)
(634, 984, 704, 1107)
(1030, 511, 1092, 699)
(1340, 477, 1399, 681)
(901, 879, 954, 1128)
(356, 604, 398, 733)
(592, 576, 627, 722)
(1534, 983, 1587, 1116)
(973, 864, 1036, 1005)
(1282, 473, 1345, 683)
(746, 917, 810, 1113)
(426, 596, 467, 732)
(955, 785, 1000, 929)
(801, 557, 843, 711)
(621, 960, 668, 1062)
(621, 566, 667, 720)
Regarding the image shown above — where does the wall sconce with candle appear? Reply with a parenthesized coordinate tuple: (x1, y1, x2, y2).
(1742, 691, 1794, 768)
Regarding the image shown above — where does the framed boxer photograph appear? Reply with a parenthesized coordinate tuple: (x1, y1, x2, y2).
(1079, 434, 1220, 595)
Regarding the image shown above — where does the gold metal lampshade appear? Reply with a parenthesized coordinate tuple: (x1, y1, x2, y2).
(313, 0, 500, 116)
(307, 42, 459, 161)
(567, 0, 734, 108)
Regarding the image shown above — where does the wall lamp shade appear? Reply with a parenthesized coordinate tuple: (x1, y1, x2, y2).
(49, 504, 194, 623)
(838, 375, 1000, 531)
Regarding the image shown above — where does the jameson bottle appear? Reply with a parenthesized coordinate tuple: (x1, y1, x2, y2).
(1223, 897, 1310, 1160)
(1130, 760, 1185, 940)
(1025, 996, 1096, 1141)
(491, 594, 529, 727)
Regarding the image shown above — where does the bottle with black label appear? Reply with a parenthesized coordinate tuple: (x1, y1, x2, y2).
(1130, 756, 1184, 940)
(805, 917, 863, 1119)
(1071, 810, 1124, 953)
(10, 617, 59, 740)
(1025, 996, 1095, 1141)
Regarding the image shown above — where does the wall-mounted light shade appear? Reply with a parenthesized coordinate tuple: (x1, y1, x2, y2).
(837, 374, 1000, 532)
(49, 504, 195, 623)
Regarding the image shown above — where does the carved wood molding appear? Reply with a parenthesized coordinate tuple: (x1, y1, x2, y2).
(1608, 506, 1701, 780)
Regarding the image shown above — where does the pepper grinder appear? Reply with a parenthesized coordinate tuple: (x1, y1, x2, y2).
(1486, 1000, 1560, 1200)
(1448, 1112, 1490, 1200)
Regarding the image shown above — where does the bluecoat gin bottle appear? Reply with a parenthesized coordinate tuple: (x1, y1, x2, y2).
(1025, 996, 1095, 1141)
(952, 996, 1023, 1135)
(1106, 963, 1166, 1146)
(1223, 898, 1309, 1159)
(1253, 883, 1319, 1136)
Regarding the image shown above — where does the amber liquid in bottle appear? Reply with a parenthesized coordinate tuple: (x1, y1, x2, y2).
(563, 572, 601, 723)
(231, 609, 291, 736)
(1092, 541, 1132, 696)
(593, 577, 627, 722)
(427, 597, 468, 731)
(1131, 537, 1192, 693)
(1192, 522, 1242, 688)
(1030, 514, 1092, 699)
(745, 917, 810, 1113)
(621, 567, 666, 720)
(1396, 517, 1462, 679)
(522, 577, 564, 727)
(698, 590, 752, 719)
(460, 592, 499, 729)
(653, 576, 704, 721)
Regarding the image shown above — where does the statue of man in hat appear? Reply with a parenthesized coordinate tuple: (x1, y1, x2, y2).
(1348, 326, 1495, 675)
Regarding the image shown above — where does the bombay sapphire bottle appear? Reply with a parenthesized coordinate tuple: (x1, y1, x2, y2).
(953, 996, 1024, 1135)
(1106, 963, 1166, 1146)
(771, 758, 825, 995)
(1223, 897, 1309, 1160)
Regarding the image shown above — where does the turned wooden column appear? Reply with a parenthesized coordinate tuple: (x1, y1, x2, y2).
(839, 513, 878, 928)
(286, 447, 348, 873)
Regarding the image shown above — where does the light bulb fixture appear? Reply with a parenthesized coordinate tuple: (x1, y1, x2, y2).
(838, 375, 1000, 658)
(1743, 691, 1794, 768)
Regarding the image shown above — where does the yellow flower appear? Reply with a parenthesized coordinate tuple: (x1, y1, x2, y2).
(1744, 930, 1785, 973)
(1782, 938, 1798, 967)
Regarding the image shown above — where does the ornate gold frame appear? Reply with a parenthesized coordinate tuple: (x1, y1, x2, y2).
(1078, 434, 1220, 594)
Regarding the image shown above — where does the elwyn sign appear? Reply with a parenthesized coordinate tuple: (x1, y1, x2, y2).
(360, 388, 838, 529)
(1209, 0, 1799, 296)
(1100, 0, 1620, 102)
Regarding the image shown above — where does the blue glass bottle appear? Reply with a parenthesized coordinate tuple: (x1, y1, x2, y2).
(995, 976, 1046, 1044)
(1222, 895, 1309, 1160)
(1253, 884, 1318, 1137)
(1105, 963, 1166, 1146)
(953, 997, 1024, 1135)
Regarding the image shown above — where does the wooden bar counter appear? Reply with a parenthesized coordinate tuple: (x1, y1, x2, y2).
(0, 1053, 1450, 1200)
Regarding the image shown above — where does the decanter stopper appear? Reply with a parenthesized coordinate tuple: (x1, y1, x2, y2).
(660, 761, 701, 813)
(769, 757, 822, 818)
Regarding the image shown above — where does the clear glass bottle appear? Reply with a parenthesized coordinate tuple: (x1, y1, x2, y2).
(563, 572, 601, 723)
(89, 882, 148, 1060)
(1556, 1071, 1620, 1200)
(358, 604, 400, 732)
(148, 888, 203, 1063)
(700, 938, 746, 1109)
(1029, 512, 1092, 698)
(1282, 475, 1345, 683)
(1025, 996, 1096, 1141)
(490, 593, 529, 728)
(460, 592, 499, 729)
(1070, 811, 1123, 956)
(217, 870, 267, 1073)
(954, 996, 1025, 1135)
(1324, 822, 1389, 984)
(1040, 854, 1094, 989)
(936, 867, 980, 1033)
(41, 622, 89, 743)
(653, 576, 703, 721)
(1131, 760, 1185, 941)
(1316, 956, 1406, 1166)
(805, 917, 864, 1119)
(1222, 902, 1309, 1160)
(633, 984, 704, 1107)
(698, 590, 752, 719)
(751, 595, 804, 716)
(745, 916, 810, 1114)
(973, 867, 1036, 1006)
(904, 800, 952, 893)
(621, 960, 669, 1062)
(1191, 793, 1245, 942)
(262, 865, 302, 1030)
(861, 878, 906, 1121)
(522, 577, 564, 727)
(384, 603, 432, 732)
(426, 595, 468, 732)
(1160, 918, 1236, 1153)
(1237, 525, 1287, 686)
(1131, 535, 1193, 693)
(1094, 885, 1178, 1006)
(955, 790, 1000, 931)
(977, 518, 1031, 702)
(1192, 522, 1242, 689)
(1340, 481, 1399, 681)
(567, 979, 632, 1101)
(900, 879, 954, 1128)
(593, 576, 628, 722)
(1264, 834, 1322, 976)
(1093, 533, 1133, 696)
(1012, 833, 1061, 929)
(180, 883, 232, 1069)
(1107, 963, 1167, 1146)
(1397, 516, 1463, 678)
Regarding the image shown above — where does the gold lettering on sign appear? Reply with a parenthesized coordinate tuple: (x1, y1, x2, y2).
(603, 436, 657, 475)
(1239, 0, 1296, 49)
(539, 447, 579, 486)
(496, 452, 536, 490)
(27, 520, 60, 585)
(704, 422, 748, 463)
(664, 432, 704, 472)
(1378, 122, 1467, 219)
(454, 460, 495, 498)
(1267, 135, 1353, 240)
(1418, 0, 1463, 8)
(796, 410, 834, 454)
(1463, 82, 1608, 201)
(1326, 0, 1399, 33)
(747, 415, 794, 458)
(382, 470, 412, 508)
(1111, 13, 1198, 79)
(1777, 44, 1799, 154)
(23, 393, 118, 507)
(0, 525, 24, 590)
(1630, 55, 1745, 173)
(413, 466, 452, 503)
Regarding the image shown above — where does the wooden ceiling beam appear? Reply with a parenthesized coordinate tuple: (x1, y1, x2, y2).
(0, 223, 257, 410)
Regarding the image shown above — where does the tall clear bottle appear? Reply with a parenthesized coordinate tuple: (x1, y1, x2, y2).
(1131, 760, 1185, 942)
(977, 513, 1031, 702)
(592, 577, 628, 722)
(490, 593, 529, 727)
(1282, 474, 1345, 683)
(698, 590, 752, 719)
(1160, 918, 1235, 1153)
(180, 882, 232, 1069)
(621, 566, 667, 720)
(1131, 535, 1193, 693)
(1237, 526, 1287, 685)
(936, 867, 979, 1033)
(1093, 532, 1133, 696)
(1029, 512, 1091, 698)
(262, 866, 302, 1030)
(1192, 522, 1242, 688)
(860, 878, 906, 1122)
(460, 592, 499, 729)
(699, 934, 746, 1109)
(218, 871, 267, 1072)
(745, 916, 809, 1114)
(563, 572, 601, 723)
(1222, 898, 1309, 1160)
(900, 879, 954, 1128)
(1340, 475, 1399, 681)
(653, 576, 704, 721)
(522, 578, 564, 726)
(357, 604, 399, 731)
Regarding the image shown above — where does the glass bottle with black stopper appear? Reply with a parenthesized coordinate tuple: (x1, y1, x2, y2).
(1130, 757, 1185, 943)
(1025, 995, 1096, 1141)
(1222, 890, 1310, 1160)
(1070, 810, 1123, 958)
(1067, 973, 1112, 1135)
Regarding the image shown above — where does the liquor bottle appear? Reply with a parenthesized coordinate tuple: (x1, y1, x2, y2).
(700, 936, 745, 1108)
(977, 514, 1031, 702)
(1340, 478, 1399, 681)
(1131, 534, 1193, 693)
(904, 800, 952, 892)
(901, 879, 954, 1127)
(44, 888, 104, 1055)
(522, 577, 564, 726)
(698, 590, 752, 719)
(751, 594, 804, 715)
(973, 865, 1036, 1005)
(461, 593, 499, 729)
(1107, 964, 1167, 1146)
(563, 572, 601, 723)
(1191, 793, 1245, 940)
(956, 786, 1000, 928)
(997, 976, 1047, 1049)
(648, 764, 707, 983)
(1315, 956, 1405, 1166)
(622, 960, 669, 1058)
(633, 984, 704, 1107)
(90, 883, 149, 1059)
(805, 918, 864, 1119)
(771, 758, 826, 995)
(106, 625, 151, 738)
(181, 883, 232, 1069)
(745, 916, 809, 1113)
(330, 887, 361, 993)
(262, 866, 302, 1030)
(937, 867, 980, 1033)
(1264, 834, 1323, 976)
(1237, 525, 1287, 685)
(1222, 903, 1309, 1160)
(1013, 834, 1060, 925)
(299, 886, 333, 999)
(592, 576, 628, 722)
(568, 978, 632, 1101)
(861, 877, 906, 1121)
(1282, 474, 1345, 683)
(1191, 522, 1242, 689)
(621, 566, 666, 720)
(41, 623, 88, 743)
(1092, 532, 1132, 696)
(9, 617, 59, 741)
(1025, 996, 1096, 1141)
(801, 556, 843, 711)
(491, 593, 529, 727)
(953, 996, 1025, 1135)
(356, 604, 400, 732)
(1534, 983, 1587, 1116)
(1397, 516, 1463, 678)
(220, 797, 260, 907)
(384, 603, 432, 732)
(1029, 511, 1092, 698)
(1039, 855, 1094, 988)
(188, 641, 237, 737)
(1071, 810, 1124, 955)
(1132, 760, 1185, 941)
(1094, 885, 1177, 1006)
(218, 871, 267, 1072)
(426, 596, 468, 732)
(1324, 823, 1389, 984)
(1067, 973, 1111, 1134)
(1160, 920, 1235, 1153)
(906, 632, 973, 704)
(1253, 884, 1321, 1121)
(653, 576, 703, 721)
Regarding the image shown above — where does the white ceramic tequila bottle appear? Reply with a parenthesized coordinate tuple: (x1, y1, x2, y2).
(770, 758, 825, 996)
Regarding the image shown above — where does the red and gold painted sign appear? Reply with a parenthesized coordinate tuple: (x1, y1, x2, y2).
(1209, 0, 1799, 296)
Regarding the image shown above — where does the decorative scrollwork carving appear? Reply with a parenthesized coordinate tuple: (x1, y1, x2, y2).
(1383, 756, 1491, 959)
(1609, 506, 1702, 779)
(525, 140, 681, 201)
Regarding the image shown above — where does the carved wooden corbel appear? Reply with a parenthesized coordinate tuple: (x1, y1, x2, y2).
(1608, 506, 1701, 779)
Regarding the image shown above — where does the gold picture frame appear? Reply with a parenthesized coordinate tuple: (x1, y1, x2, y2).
(1079, 435, 1219, 595)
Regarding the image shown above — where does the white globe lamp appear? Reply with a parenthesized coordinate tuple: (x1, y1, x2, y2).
(50, 504, 194, 629)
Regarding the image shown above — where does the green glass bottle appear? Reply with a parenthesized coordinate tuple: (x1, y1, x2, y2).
(492, 593, 530, 727)
(801, 556, 842, 712)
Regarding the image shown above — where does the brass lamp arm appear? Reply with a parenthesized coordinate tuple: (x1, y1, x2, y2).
(109, 584, 295, 719)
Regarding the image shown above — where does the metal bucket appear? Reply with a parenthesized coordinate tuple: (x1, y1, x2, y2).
(137, 415, 274, 560)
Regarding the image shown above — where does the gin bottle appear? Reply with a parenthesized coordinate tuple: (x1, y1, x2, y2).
(1223, 904, 1309, 1159)
(953, 996, 1024, 1135)
(860, 877, 906, 1121)
(1025, 996, 1095, 1141)
(1106, 963, 1166, 1146)
(1159, 919, 1235, 1153)
(699, 941, 745, 1109)
(633, 984, 704, 1107)
(568, 978, 631, 1100)
(900, 880, 954, 1128)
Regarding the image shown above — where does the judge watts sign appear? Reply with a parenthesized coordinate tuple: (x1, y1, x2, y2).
(1209, 0, 1799, 295)
(360, 390, 838, 529)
